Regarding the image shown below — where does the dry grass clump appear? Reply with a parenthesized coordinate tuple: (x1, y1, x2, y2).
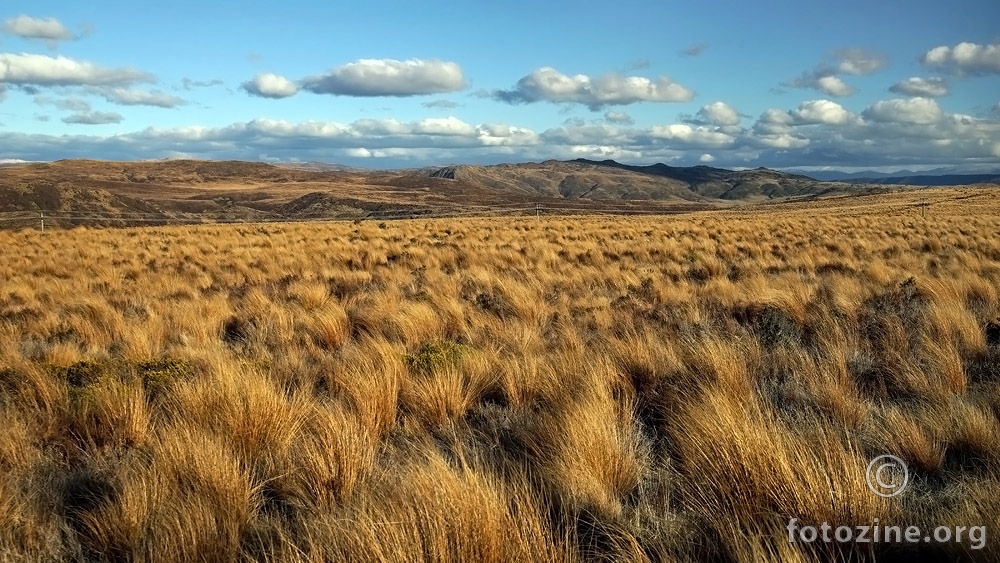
(1, 186, 999, 561)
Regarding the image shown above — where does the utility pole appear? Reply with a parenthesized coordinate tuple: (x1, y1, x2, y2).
(535, 203, 540, 218)
(40, 211, 44, 232)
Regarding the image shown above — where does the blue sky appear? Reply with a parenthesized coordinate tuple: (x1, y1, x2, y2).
(1, 0, 998, 170)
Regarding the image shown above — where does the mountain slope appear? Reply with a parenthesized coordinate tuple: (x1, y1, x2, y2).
(423, 160, 700, 201)
(568, 158, 843, 199)
(0, 157, 940, 228)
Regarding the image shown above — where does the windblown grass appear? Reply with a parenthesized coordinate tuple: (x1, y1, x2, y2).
(1, 186, 999, 561)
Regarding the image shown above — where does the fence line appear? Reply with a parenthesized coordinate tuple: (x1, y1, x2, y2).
(0, 202, 694, 229)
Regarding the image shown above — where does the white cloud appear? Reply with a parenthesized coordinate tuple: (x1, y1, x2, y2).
(790, 100, 854, 125)
(751, 133, 810, 149)
(95, 87, 184, 108)
(3, 103, 998, 170)
(493, 67, 694, 110)
(414, 116, 477, 136)
(648, 124, 735, 147)
(0, 53, 153, 87)
(476, 124, 539, 146)
(697, 101, 741, 126)
(699, 153, 715, 163)
(540, 123, 631, 146)
(604, 110, 633, 125)
(353, 116, 476, 137)
(786, 47, 884, 97)
(788, 73, 855, 97)
(816, 75, 854, 97)
(345, 148, 373, 158)
(241, 73, 298, 99)
(862, 97, 943, 125)
(2, 15, 74, 42)
(300, 59, 465, 96)
(753, 108, 794, 133)
(888, 77, 949, 98)
(833, 48, 887, 75)
(62, 111, 122, 125)
(922, 42, 1000, 76)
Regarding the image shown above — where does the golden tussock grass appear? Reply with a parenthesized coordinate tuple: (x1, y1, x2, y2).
(0, 186, 999, 561)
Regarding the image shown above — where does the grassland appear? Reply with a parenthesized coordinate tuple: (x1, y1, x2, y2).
(0, 186, 998, 562)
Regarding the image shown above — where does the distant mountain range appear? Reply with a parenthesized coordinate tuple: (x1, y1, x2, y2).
(0, 158, 994, 227)
(789, 165, 1000, 185)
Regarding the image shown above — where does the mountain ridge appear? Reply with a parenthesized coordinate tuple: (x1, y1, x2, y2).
(0, 157, 974, 228)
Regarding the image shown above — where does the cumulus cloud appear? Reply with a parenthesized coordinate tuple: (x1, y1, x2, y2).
(833, 47, 888, 75)
(539, 123, 631, 146)
(475, 123, 539, 146)
(752, 132, 810, 149)
(3, 99, 999, 170)
(2, 15, 75, 43)
(241, 73, 298, 99)
(786, 47, 885, 97)
(752, 108, 795, 135)
(921, 42, 1000, 76)
(300, 59, 465, 97)
(699, 153, 715, 163)
(862, 97, 943, 125)
(788, 73, 854, 97)
(62, 111, 122, 125)
(604, 110, 633, 125)
(493, 67, 694, 110)
(356, 116, 476, 137)
(0, 53, 153, 87)
(889, 77, 949, 98)
(697, 101, 741, 126)
(749, 110, 810, 149)
(95, 87, 184, 108)
(790, 100, 854, 125)
(816, 75, 854, 97)
(648, 124, 735, 147)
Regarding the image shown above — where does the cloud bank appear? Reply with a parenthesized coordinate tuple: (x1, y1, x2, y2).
(921, 42, 1000, 76)
(492, 67, 694, 110)
(0, 53, 153, 87)
(5, 94, 994, 169)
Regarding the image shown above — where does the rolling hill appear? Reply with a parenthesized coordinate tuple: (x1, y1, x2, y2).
(0, 158, 897, 228)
